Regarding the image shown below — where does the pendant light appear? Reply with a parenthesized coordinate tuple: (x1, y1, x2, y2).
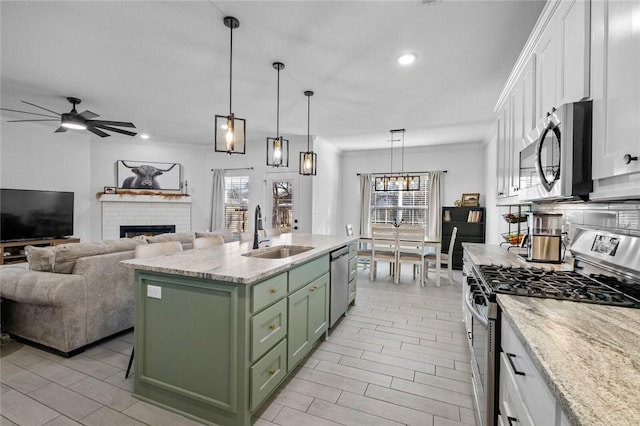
(299, 90, 317, 176)
(374, 129, 420, 191)
(215, 16, 246, 155)
(266, 62, 289, 167)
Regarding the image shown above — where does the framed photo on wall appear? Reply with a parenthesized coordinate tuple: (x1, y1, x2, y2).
(461, 193, 480, 207)
(117, 160, 181, 190)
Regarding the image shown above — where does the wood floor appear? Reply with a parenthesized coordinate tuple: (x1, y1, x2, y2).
(1, 265, 477, 426)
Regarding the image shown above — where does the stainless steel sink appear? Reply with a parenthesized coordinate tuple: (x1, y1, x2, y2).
(242, 245, 314, 259)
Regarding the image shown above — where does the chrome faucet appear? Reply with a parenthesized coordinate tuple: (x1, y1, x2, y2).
(253, 205, 264, 249)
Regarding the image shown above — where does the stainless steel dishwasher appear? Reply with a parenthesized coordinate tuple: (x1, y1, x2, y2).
(329, 245, 350, 328)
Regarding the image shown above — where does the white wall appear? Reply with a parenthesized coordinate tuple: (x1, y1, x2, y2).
(340, 142, 486, 235)
(312, 136, 342, 235)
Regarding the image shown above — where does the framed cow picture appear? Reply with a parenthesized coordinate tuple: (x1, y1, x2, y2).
(116, 160, 181, 190)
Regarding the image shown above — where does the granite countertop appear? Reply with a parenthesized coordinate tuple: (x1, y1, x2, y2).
(463, 243, 640, 425)
(121, 233, 357, 284)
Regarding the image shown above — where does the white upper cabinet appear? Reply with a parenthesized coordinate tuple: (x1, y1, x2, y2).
(591, 0, 640, 197)
(559, 0, 591, 104)
(535, 19, 560, 121)
(497, 103, 511, 199)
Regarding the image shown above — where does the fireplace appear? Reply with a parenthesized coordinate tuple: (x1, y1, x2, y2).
(120, 225, 175, 238)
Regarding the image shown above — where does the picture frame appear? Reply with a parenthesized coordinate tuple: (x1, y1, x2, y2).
(103, 186, 117, 194)
(461, 193, 480, 207)
(116, 160, 181, 190)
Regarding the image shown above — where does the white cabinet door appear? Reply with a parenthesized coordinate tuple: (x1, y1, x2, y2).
(591, 0, 640, 182)
(496, 104, 511, 199)
(559, 0, 590, 104)
(535, 18, 560, 122)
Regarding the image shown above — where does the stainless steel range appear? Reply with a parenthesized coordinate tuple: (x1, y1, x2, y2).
(463, 227, 640, 426)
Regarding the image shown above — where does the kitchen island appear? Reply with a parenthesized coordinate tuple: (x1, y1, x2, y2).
(122, 233, 357, 426)
(463, 243, 640, 426)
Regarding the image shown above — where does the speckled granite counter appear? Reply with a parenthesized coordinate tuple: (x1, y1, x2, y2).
(462, 242, 573, 271)
(122, 233, 357, 284)
(462, 243, 640, 426)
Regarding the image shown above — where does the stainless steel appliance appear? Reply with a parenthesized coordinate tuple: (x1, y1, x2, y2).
(329, 246, 349, 328)
(519, 101, 592, 202)
(524, 212, 563, 263)
(464, 228, 640, 426)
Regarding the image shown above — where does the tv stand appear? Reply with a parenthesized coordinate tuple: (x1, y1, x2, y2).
(0, 238, 80, 266)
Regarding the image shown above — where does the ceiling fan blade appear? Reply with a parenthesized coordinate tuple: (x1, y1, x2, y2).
(21, 100, 61, 116)
(8, 119, 59, 122)
(77, 110, 99, 120)
(93, 124, 137, 137)
(87, 127, 110, 138)
(0, 107, 59, 118)
(87, 120, 135, 128)
(55, 126, 68, 133)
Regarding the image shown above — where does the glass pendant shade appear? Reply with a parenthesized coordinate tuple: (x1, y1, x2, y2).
(215, 113, 246, 154)
(299, 90, 317, 176)
(267, 136, 289, 167)
(299, 151, 317, 175)
(215, 16, 246, 155)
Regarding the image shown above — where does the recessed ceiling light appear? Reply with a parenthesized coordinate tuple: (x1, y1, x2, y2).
(140, 134, 150, 139)
(398, 53, 416, 65)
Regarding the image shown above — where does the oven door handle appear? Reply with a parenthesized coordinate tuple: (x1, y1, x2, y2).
(465, 289, 489, 327)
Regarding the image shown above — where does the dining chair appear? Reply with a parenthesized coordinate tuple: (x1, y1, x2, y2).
(370, 225, 397, 281)
(127, 240, 184, 379)
(346, 223, 372, 269)
(192, 235, 224, 249)
(425, 226, 457, 283)
(395, 225, 427, 286)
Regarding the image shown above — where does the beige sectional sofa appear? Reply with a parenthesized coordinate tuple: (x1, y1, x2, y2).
(0, 230, 230, 356)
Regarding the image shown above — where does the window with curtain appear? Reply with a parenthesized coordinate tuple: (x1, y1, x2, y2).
(370, 173, 430, 227)
(224, 176, 249, 232)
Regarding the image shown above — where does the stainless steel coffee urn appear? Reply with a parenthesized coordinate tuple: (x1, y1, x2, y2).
(526, 212, 563, 263)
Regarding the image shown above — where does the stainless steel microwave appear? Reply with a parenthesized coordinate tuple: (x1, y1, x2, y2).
(519, 101, 593, 202)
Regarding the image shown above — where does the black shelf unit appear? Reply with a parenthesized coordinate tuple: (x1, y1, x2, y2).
(442, 206, 486, 270)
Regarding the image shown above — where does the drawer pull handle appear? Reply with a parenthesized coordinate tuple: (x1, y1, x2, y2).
(268, 323, 276, 330)
(506, 352, 526, 376)
(309, 285, 318, 292)
(507, 416, 518, 426)
(623, 154, 638, 164)
(270, 287, 277, 294)
(268, 368, 276, 376)
(467, 331, 472, 340)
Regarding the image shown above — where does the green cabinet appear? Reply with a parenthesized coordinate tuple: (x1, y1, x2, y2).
(133, 254, 330, 426)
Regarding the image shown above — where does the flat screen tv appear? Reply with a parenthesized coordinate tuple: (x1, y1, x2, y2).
(1, 189, 74, 242)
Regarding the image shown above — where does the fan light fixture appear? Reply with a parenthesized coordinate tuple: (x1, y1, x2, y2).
(267, 62, 289, 167)
(215, 16, 246, 155)
(299, 90, 317, 176)
(374, 129, 420, 191)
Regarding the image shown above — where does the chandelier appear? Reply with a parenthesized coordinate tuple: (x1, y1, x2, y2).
(374, 129, 420, 191)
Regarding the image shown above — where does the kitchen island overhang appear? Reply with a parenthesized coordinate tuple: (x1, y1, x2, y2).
(121, 233, 358, 426)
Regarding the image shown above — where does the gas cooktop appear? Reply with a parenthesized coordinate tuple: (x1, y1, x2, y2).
(476, 264, 640, 308)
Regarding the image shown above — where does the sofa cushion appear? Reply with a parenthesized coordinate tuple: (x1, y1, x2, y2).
(146, 231, 195, 245)
(25, 246, 56, 272)
(195, 230, 235, 243)
(53, 238, 146, 274)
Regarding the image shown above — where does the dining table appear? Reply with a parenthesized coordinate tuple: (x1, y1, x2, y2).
(358, 236, 442, 287)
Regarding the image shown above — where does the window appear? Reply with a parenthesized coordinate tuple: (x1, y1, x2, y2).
(224, 176, 249, 232)
(370, 174, 430, 227)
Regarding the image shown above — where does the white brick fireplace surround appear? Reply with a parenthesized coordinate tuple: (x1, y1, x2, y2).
(100, 194, 191, 240)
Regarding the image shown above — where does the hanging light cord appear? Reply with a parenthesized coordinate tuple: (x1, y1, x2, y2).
(276, 66, 280, 138)
(307, 94, 311, 151)
(228, 22, 233, 115)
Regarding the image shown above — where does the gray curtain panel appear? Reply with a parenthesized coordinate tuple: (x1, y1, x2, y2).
(359, 174, 372, 237)
(428, 171, 443, 239)
(210, 169, 225, 231)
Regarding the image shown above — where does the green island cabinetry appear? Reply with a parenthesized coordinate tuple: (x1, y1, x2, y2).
(132, 254, 330, 426)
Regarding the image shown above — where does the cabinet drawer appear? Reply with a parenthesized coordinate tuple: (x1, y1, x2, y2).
(250, 338, 287, 411)
(252, 272, 287, 314)
(499, 353, 534, 426)
(348, 257, 358, 281)
(348, 242, 357, 258)
(251, 298, 287, 363)
(288, 255, 329, 293)
(501, 317, 556, 426)
(348, 278, 356, 303)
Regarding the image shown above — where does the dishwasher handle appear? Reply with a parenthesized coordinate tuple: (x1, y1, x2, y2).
(331, 246, 350, 260)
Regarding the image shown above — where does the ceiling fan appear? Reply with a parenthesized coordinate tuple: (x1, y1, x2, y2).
(0, 97, 137, 138)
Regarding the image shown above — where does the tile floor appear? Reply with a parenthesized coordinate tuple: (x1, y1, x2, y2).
(1, 265, 477, 426)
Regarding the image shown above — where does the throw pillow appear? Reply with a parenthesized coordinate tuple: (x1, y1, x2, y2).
(25, 246, 56, 272)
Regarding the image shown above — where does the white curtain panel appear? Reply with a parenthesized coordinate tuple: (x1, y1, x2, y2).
(210, 169, 225, 231)
(428, 171, 443, 239)
(359, 174, 372, 237)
